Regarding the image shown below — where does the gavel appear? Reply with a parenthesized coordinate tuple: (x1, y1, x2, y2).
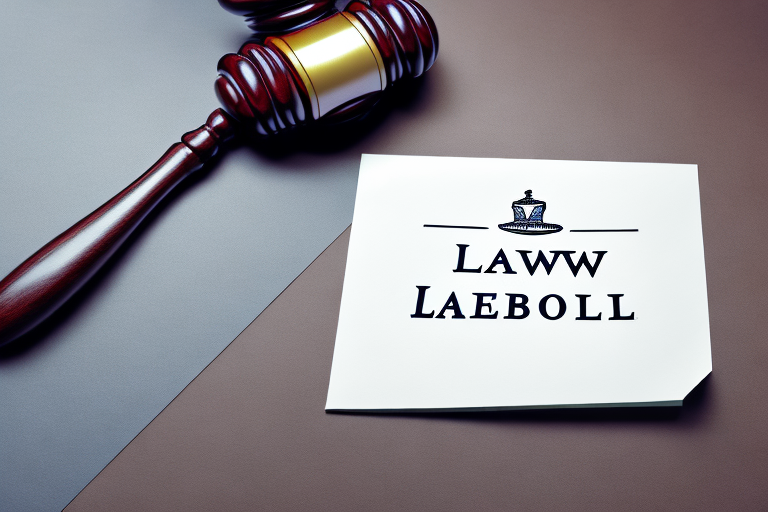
(0, 0, 438, 346)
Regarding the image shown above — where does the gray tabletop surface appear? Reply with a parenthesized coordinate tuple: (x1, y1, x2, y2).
(0, 0, 372, 510)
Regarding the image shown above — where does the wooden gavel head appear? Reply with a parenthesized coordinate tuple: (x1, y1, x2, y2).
(0, 0, 438, 347)
(215, 0, 438, 136)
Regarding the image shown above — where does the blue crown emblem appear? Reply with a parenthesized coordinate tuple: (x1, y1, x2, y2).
(498, 190, 563, 235)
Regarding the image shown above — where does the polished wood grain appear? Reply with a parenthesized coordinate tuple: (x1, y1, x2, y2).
(216, 42, 312, 135)
(347, 0, 438, 87)
(215, 0, 439, 131)
(0, 0, 438, 346)
(0, 110, 235, 345)
(217, 0, 336, 34)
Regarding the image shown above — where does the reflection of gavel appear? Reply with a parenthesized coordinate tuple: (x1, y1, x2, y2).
(0, 0, 438, 346)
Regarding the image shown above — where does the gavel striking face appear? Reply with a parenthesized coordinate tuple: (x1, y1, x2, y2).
(217, 0, 338, 35)
(0, 0, 438, 346)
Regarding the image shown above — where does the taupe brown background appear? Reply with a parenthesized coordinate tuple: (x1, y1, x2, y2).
(30, 0, 768, 510)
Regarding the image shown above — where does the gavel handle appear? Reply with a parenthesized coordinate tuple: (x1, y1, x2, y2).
(0, 109, 236, 346)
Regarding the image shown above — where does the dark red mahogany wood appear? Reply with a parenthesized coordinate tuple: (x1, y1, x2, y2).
(217, 0, 336, 34)
(215, 0, 438, 134)
(348, 0, 438, 86)
(0, 110, 235, 345)
(0, 0, 438, 346)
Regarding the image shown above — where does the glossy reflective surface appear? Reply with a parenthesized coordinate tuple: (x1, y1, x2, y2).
(217, 0, 335, 33)
(0, 0, 439, 347)
(216, 0, 438, 131)
(0, 111, 235, 345)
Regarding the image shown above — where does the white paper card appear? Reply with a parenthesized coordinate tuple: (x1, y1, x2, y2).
(326, 155, 711, 411)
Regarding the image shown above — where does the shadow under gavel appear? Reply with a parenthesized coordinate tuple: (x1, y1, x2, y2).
(0, 0, 438, 347)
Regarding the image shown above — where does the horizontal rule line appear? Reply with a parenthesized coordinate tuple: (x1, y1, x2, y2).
(424, 224, 489, 230)
(570, 229, 639, 232)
